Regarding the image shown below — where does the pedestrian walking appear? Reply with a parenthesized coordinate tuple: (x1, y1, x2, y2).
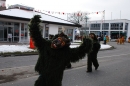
(87, 33, 101, 73)
(104, 35, 107, 44)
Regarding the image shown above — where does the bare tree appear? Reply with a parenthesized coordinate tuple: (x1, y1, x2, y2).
(67, 11, 90, 36)
(67, 11, 90, 24)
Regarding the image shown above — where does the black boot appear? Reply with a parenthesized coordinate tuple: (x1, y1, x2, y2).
(95, 65, 99, 70)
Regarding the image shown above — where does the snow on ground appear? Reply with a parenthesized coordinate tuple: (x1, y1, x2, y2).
(0, 45, 36, 53)
(70, 44, 111, 49)
(0, 44, 112, 53)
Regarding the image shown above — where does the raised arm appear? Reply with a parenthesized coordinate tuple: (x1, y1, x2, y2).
(69, 37, 93, 62)
(28, 15, 47, 51)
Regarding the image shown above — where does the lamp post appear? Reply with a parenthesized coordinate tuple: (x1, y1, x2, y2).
(119, 11, 121, 38)
(84, 16, 89, 36)
(119, 23, 120, 38)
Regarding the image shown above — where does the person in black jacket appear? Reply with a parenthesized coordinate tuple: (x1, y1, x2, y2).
(87, 33, 101, 73)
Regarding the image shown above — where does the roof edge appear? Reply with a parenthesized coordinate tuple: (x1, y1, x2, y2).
(0, 14, 81, 27)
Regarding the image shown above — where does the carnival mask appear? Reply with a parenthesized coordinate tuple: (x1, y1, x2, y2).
(51, 37, 67, 49)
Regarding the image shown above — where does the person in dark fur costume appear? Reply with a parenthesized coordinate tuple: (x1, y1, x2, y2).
(50, 34, 72, 69)
(28, 15, 93, 86)
(87, 33, 101, 73)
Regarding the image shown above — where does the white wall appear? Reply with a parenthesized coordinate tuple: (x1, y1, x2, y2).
(49, 24, 58, 35)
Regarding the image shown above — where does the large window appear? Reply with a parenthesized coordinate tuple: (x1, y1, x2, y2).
(125, 23, 128, 30)
(0, 21, 4, 25)
(58, 28, 62, 34)
(45, 27, 49, 39)
(102, 23, 109, 30)
(14, 23, 19, 36)
(110, 31, 123, 39)
(0, 26, 4, 41)
(80, 31, 89, 36)
(90, 31, 100, 36)
(66, 29, 73, 41)
(101, 31, 108, 36)
(4, 22, 13, 25)
(90, 23, 100, 30)
(110, 23, 123, 30)
(21, 23, 28, 42)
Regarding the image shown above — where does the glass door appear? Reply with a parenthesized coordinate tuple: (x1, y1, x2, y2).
(0, 26, 4, 41)
(14, 23, 19, 42)
(4, 27, 7, 41)
(66, 29, 73, 42)
(7, 27, 13, 42)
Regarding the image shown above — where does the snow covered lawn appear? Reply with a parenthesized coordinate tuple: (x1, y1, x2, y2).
(0, 44, 112, 53)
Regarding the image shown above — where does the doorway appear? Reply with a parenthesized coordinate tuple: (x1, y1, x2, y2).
(4, 27, 8, 41)
(8, 27, 13, 42)
(0, 26, 4, 41)
(66, 29, 73, 42)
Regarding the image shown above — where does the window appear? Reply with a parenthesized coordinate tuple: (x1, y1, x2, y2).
(125, 23, 128, 30)
(14, 23, 19, 36)
(102, 23, 109, 30)
(58, 28, 62, 34)
(0, 21, 4, 25)
(90, 24, 100, 30)
(45, 27, 49, 38)
(20, 23, 28, 41)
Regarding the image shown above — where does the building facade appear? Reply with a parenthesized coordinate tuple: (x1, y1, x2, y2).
(0, 4, 81, 43)
(80, 19, 130, 40)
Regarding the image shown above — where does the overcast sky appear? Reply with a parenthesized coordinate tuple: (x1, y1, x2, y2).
(6, 0, 130, 21)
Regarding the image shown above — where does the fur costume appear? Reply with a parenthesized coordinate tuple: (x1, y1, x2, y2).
(28, 15, 93, 86)
(87, 33, 101, 72)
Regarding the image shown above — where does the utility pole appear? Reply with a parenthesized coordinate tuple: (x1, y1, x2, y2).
(119, 10, 121, 38)
(119, 23, 120, 38)
(102, 10, 105, 37)
(111, 12, 112, 20)
(84, 16, 89, 36)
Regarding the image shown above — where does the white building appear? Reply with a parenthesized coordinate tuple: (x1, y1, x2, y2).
(0, 4, 81, 43)
(80, 19, 130, 41)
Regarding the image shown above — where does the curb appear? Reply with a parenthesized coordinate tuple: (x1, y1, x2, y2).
(100, 46, 115, 51)
(0, 52, 38, 57)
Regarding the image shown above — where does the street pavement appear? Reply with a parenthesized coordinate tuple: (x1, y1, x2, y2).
(0, 52, 130, 86)
(0, 41, 130, 86)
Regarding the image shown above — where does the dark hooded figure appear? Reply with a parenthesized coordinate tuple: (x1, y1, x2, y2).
(87, 33, 101, 73)
(28, 15, 93, 86)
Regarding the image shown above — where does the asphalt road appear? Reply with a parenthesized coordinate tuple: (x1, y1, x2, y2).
(0, 53, 130, 86)
(0, 42, 130, 69)
(0, 42, 130, 86)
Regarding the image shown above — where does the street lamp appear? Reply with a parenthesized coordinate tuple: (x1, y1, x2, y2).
(119, 10, 121, 38)
(84, 16, 89, 36)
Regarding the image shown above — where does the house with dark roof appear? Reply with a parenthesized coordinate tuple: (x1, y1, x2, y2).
(0, 4, 81, 43)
